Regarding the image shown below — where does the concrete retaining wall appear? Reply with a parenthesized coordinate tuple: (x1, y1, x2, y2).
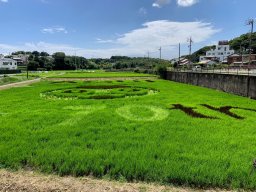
(166, 72, 256, 99)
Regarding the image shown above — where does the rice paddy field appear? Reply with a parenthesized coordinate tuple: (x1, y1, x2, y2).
(19, 70, 154, 79)
(1, 71, 256, 190)
(49, 70, 154, 78)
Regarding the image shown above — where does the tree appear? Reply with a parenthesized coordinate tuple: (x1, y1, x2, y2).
(28, 61, 39, 70)
(53, 52, 66, 70)
(32, 51, 40, 57)
(28, 55, 34, 61)
(44, 58, 54, 70)
(12, 51, 25, 55)
(229, 32, 256, 54)
(157, 65, 167, 79)
(40, 52, 50, 56)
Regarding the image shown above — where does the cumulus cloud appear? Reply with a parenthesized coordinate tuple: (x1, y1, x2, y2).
(152, 0, 171, 8)
(1, 20, 220, 59)
(41, 26, 68, 34)
(177, 0, 199, 7)
(115, 20, 220, 50)
(0, 0, 8, 3)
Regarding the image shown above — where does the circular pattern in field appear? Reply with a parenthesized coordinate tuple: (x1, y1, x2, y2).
(41, 85, 157, 100)
(116, 105, 169, 121)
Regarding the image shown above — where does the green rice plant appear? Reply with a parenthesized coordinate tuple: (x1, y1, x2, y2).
(0, 76, 256, 189)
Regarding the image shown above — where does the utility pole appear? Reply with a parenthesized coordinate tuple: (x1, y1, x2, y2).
(240, 43, 244, 66)
(75, 51, 77, 70)
(25, 52, 28, 79)
(246, 19, 255, 68)
(159, 47, 162, 60)
(178, 43, 181, 65)
(188, 37, 193, 68)
(147, 51, 150, 60)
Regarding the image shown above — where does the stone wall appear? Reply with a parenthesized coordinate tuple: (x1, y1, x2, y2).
(166, 72, 256, 99)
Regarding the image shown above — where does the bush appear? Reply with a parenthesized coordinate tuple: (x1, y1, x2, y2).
(157, 65, 167, 79)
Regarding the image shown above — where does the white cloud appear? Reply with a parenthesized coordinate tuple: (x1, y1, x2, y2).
(41, 26, 68, 34)
(177, 0, 199, 7)
(0, 0, 8, 3)
(115, 20, 220, 50)
(96, 38, 114, 44)
(1, 20, 220, 59)
(152, 0, 171, 8)
(139, 7, 147, 15)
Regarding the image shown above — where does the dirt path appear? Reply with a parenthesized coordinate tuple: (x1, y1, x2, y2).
(0, 78, 41, 91)
(0, 169, 231, 192)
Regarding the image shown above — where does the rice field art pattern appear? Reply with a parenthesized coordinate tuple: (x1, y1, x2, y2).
(116, 105, 169, 121)
(41, 84, 158, 100)
(1, 78, 256, 190)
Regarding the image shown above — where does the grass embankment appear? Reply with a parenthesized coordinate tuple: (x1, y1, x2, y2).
(0, 76, 33, 86)
(0, 76, 256, 189)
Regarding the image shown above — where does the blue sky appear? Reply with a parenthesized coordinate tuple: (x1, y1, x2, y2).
(0, 0, 255, 59)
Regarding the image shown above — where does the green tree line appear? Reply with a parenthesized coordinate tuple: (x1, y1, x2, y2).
(11, 51, 171, 73)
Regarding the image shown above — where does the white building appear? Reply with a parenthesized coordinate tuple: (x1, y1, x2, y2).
(0, 58, 18, 70)
(200, 41, 235, 62)
(12, 54, 28, 65)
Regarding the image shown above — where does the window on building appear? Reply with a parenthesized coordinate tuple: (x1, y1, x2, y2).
(218, 47, 221, 50)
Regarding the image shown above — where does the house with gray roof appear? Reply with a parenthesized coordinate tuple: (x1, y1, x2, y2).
(0, 58, 18, 70)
